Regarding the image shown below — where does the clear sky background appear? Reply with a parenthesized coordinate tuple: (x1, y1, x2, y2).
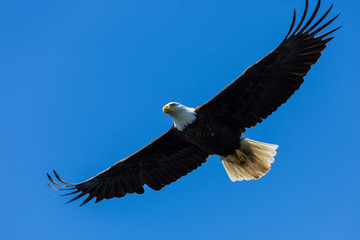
(1, 0, 359, 239)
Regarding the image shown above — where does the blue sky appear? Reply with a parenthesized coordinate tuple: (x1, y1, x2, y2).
(1, 0, 359, 239)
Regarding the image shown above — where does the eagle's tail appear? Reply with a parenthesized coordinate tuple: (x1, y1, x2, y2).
(220, 138, 278, 182)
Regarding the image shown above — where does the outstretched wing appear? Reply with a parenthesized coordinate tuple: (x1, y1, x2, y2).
(198, 0, 340, 132)
(47, 127, 209, 206)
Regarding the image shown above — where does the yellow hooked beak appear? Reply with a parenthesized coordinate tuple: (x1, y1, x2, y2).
(163, 105, 175, 113)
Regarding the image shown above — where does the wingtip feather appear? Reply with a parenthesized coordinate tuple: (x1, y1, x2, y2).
(53, 170, 75, 185)
(292, 0, 309, 35)
(47, 183, 59, 190)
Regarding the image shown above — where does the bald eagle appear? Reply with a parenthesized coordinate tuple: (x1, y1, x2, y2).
(47, 0, 340, 206)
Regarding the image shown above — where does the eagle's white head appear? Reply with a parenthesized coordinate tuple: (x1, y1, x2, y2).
(163, 102, 197, 131)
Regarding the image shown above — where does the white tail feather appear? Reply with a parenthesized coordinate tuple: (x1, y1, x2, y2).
(221, 138, 278, 182)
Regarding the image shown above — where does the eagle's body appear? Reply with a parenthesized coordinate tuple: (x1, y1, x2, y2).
(165, 103, 278, 181)
(172, 105, 241, 156)
(47, 0, 340, 206)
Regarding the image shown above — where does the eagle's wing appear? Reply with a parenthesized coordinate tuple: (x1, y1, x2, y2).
(197, 0, 340, 132)
(47, 127, 209, 206)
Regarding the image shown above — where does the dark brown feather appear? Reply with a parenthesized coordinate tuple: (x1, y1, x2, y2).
(198, 0, 340, 132)
(47, 127, 209, 206)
